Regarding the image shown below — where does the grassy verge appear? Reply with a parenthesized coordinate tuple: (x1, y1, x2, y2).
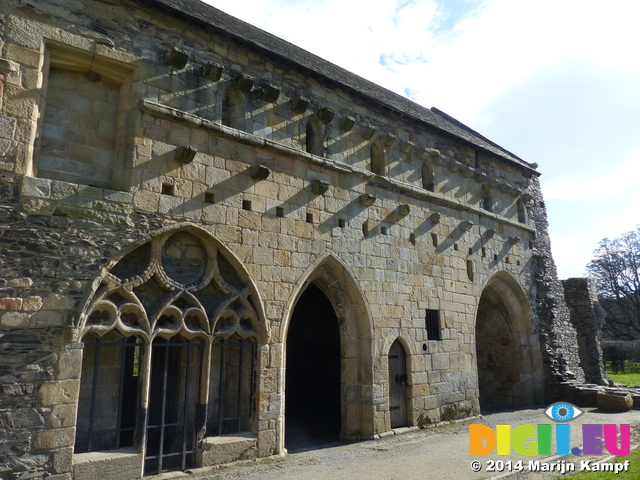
(566, 448, 640, 479)
(605, 363, 640, 386)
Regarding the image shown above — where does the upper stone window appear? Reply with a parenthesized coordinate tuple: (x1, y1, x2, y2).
(35, 42, 136, 189)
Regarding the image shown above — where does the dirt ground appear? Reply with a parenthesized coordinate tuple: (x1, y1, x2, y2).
(174, 408, 640, 480)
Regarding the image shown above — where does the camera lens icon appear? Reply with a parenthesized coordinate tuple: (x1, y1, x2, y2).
(545, 402, 583, 422)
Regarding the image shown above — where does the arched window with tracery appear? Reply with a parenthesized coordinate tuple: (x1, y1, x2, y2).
(76, 228, 261, 474)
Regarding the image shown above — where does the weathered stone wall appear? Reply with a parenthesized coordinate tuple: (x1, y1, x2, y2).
(526, 177, 585, 388)
(0, 0, 590, 478)
(562, 277, 608, 385)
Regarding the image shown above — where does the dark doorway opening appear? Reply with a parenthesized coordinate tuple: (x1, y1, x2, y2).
(285, 284, 341, 452)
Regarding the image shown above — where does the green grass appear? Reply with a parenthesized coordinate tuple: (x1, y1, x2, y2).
(566, 448, 640, 479)
(606, 362, 640, 386)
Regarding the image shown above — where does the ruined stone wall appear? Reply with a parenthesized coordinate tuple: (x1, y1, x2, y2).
(562, 277, 608, 385)
(526, 178, 586, 390)
(0, 0, 586, 478)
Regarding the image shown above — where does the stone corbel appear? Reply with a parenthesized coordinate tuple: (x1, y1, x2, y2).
(318, 107, 335, 125)
(165, 47, 190, 69)
(361, 124, 376, 140)
(262, 84, 281, 103)
(202, 61, 223, 81)
(361, 193, 377, 207)
(176, 145, 197, 163)
(235, 73, 255, 94)
(340, 115, 356, 132)
(459, 220, 474, 231)
(251, 164, 271, 180)
(311, 180, 330, 195)
(291, 95, 310, 113)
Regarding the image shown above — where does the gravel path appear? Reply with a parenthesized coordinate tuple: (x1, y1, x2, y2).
(176, 408, 640, 480)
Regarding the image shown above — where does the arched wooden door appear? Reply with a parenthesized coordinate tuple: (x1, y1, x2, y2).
(388, 340, 408, 428)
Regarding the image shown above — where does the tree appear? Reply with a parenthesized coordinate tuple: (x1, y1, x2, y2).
(586, 226, 640, 340)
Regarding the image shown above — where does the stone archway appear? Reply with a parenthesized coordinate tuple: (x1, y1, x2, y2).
(285, 284, 341, 451)
(282, 254, 374, 451)
(475, 273, 544, 410)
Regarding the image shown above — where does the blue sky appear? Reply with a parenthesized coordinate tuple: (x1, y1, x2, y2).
(204, 0, 640, 278)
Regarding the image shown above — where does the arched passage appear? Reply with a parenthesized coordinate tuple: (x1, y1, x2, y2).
(285, 284, 341, 451)
(281, 254, 374, 451)
(475, 273, 544, 410)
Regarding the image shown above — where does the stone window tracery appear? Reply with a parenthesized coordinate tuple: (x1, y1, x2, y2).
(76, 229, 259, 471)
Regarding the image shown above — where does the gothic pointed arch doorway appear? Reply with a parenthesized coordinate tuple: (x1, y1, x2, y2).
(285, 284, 341, 451)
(475, 273, 544, 410)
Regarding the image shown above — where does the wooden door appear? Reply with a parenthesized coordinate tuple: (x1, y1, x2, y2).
(388, 340, 407, 428)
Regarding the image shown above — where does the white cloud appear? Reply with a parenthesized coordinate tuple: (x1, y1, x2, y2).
(542, 154, 640, 202)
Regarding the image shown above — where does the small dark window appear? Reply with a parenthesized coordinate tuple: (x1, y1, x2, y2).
(454, 243, 459, 251)
(381, 226, 387, 235)
(362, 221, 369, 236)
(204, 192, 215, 204)
(410, 233, 416, 245)
(162, 183, 174, 195)
(338, 218, 346, 228)
(431, 233, 438, 247)
(276, 206, 285, 218)
(306, 212, 313, 224)
(425, 310, 441, 341)
(242, 199, 252, 211)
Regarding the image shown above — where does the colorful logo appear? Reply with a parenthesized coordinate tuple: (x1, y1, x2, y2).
(469, 402, 631, 457)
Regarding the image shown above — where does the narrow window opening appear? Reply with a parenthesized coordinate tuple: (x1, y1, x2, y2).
(306, 118, 324, 156)
(204, 192, 215, 204)
(466, 260, 474, 282)
(422, 163, 435, 192)
(162, 183, 174, 195)
(370, 141, 387, 176)
(362, 221, 369, 236)
(482, 247, 486, 257)
(505, 256, 511, 264)
(517, 199, 527, 223)
(468, 247, 473, 255)
(410, 233, 416, 245)
(306, 212, 314, 224)
(242, 199, 252, 211)
(338, 218, 346, 228)
(431, 233, 438, 247)
(276, 206, 285, 218)
(381, 226, 388, 235)
(494, 254, 498, 261)
(454, 243, 459, 251)
(425, 310, 442, 341)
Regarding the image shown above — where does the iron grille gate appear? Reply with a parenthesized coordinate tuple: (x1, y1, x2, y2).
(208, 339, 255, 436)
(76, 335, 142, 453)
(145, 338, 203, 474)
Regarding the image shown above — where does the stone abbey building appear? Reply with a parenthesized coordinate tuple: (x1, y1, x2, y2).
(0, 0, 606, 478)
